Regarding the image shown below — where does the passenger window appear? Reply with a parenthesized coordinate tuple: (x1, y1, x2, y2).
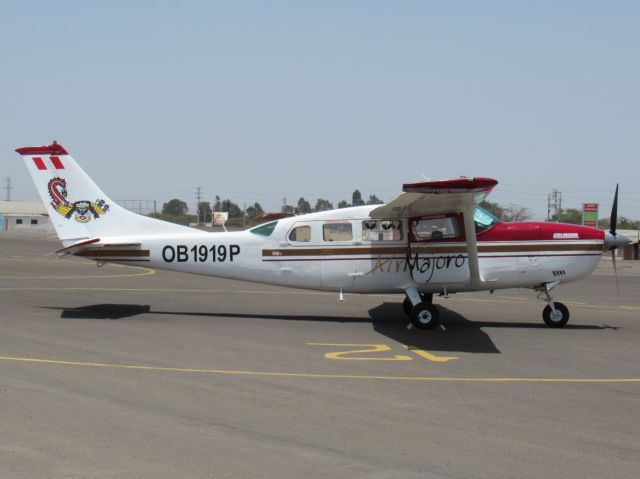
(362, 220, 403, 241)
(323, 222, 353, 242)
(289, 225, 311, 242)
(411, 216, 461, 241)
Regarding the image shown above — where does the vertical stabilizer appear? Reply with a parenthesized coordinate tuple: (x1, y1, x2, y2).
(15, 141, 197, 245)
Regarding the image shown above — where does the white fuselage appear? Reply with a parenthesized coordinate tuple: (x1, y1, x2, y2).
(85, 206, 604, 295)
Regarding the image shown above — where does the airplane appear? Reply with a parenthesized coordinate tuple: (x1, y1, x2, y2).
(15, 141, 631, 329)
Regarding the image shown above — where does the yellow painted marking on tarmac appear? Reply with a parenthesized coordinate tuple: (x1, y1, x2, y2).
(1, 257, 94, 264)
(307, 343, 412, 361)
(0, 355, 638, 383)
(0, 265, 155, 280)
(1, 257, 62, 264)
(405, 345, 458, 363)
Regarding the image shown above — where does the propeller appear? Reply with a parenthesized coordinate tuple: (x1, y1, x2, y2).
(610, 184, 619, 295)
(610, 184, 618, 237)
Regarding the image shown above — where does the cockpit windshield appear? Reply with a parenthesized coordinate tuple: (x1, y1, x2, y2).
(474, 207, 500, 233)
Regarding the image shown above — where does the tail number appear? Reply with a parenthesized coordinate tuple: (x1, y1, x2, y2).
(162, 245, 240, 263)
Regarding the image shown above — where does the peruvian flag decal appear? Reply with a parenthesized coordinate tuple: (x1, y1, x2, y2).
(50, 156, 65, 169)
(32, 156, 65, 170)
(32, 157, 47, 170)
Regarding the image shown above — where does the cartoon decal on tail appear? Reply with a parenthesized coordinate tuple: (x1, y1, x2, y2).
(47, 177, 110, 223)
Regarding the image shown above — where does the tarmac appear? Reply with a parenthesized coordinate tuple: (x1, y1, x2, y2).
(0, 235, 638, 478)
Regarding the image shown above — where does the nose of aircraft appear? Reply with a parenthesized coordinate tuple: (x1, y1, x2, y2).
(604, 231, 631, 251)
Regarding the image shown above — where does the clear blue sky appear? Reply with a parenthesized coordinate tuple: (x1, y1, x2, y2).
(1, 1, 638, 220)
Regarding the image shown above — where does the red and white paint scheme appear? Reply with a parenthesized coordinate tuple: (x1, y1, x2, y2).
(16, 142, 630, 329)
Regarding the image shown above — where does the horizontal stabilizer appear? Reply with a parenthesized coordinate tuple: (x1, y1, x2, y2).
(56, 237, 101, 256)
(56, 238, 146, 263)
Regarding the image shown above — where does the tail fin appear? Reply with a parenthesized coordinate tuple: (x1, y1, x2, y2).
(15, 141, 196, 245)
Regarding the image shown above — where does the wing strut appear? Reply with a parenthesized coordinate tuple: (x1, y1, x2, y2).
(462, 205, 481, 287)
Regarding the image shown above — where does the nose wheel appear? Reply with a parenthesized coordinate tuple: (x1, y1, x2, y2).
(542, 302, 569, 328)
(536, 281, 570, 328)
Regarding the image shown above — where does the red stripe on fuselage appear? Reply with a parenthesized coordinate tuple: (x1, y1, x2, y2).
(32, 157, 47, 170)
(49, 156, 64, 169)
(477, 222, 604, 242)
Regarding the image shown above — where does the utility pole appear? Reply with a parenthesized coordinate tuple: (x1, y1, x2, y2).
(547, 189, 562, 221)
(3, 177, 13, 201)
(195, 186, 202, 225)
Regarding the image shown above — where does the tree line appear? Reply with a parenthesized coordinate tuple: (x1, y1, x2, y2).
(158, 189, 385, 226)
(158, 195, 638, 229)
(481, 200, 639, 229)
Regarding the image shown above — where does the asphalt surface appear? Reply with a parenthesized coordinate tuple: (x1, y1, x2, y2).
(1, 236, 638, 479)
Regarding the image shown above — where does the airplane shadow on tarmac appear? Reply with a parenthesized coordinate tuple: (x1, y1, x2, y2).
(47, 302, 611, 355)
(368, 302, 613, 354)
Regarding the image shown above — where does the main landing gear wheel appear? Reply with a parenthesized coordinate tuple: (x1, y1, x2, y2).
(410, 303, 440, 330)
(542, 302, 569, 328)
(402, 294, 434, 317)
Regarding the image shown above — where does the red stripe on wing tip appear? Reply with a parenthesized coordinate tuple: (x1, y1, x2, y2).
(32, 157, 47, 170)
(50, 156, 65, 169)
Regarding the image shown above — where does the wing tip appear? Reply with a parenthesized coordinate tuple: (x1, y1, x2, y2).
(403, 177, 498, 193)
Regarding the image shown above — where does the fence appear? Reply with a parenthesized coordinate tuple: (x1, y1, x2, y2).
(115, 200, 157, 216)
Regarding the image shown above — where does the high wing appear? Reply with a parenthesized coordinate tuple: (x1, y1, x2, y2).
(370, 177, 498, 288)
(370, 177, 497, 219)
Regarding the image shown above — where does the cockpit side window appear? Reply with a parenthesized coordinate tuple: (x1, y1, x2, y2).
(411, 215, 462, 242)
(250, 221, 278, 237)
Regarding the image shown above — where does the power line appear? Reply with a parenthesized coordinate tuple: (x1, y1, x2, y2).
(3, 177, 14, 201)
(195, 186, 202, 225)
(547, 189, 562, 220)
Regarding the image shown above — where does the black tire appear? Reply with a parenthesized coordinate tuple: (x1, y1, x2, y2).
(542, 302, 570, 328)
(410, 303, 440, 330)
(402, 297, 413, 317)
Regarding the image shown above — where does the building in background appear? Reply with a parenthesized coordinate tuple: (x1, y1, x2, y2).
(0, 201, 53, 232)
(617, 229, 640, 260)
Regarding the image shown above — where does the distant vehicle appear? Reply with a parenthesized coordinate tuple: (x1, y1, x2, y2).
(16, 142, 630, 329)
